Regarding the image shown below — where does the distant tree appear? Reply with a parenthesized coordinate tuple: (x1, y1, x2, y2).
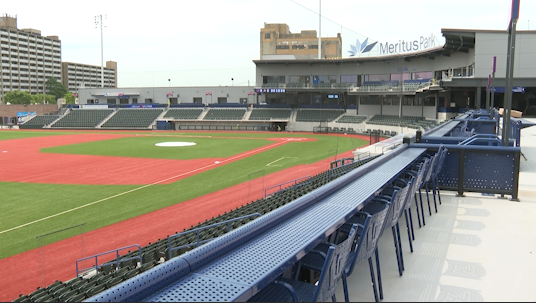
(31, 93, 57, 104)
(45, 77, 68, 100)
(4, 91, 33, 105)
(64, 92, 76, 104)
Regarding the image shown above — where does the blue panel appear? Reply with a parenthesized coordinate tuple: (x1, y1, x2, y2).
(464, 152, 514, 191)
(437, 151, 459, 188)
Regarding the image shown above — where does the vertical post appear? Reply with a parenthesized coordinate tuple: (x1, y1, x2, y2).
(475, 86, 481, 109)
(457, 149, 466, 197)
(101, 20, 104, 88)
(502, 0, 520, 146)
(486, 75, 491, 113)
(490, 56, 496, 116)
(512, 150, 520, 201)
(318, 0, 321, 59)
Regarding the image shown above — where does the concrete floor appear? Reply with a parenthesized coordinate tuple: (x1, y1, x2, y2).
(335, 119, 536, 302)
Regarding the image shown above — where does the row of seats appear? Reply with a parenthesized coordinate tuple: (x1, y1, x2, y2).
(295, 109, 345, 122)
(101, 109, 163, 129)
(248, 146, 449, 302)
(22, 115, 58, 127)
(336, 115, 367, 124)
(13, 155, 380, 302)
(163, 108, 203, 120)
(249, 109, 292, 120)
(367, 115, 427, 128)
(51, 110, 113, 128)
(203, 109, 246, 120)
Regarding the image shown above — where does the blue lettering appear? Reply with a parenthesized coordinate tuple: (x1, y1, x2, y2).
(420, 37, 425, 49)
(389, 44, 394, 53)
(379, 42, 389, 54)
(413, 41, 418, 51)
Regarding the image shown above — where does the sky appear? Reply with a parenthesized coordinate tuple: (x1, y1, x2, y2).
(3, 0, 534, 88)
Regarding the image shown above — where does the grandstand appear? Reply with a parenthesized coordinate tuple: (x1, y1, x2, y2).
(50, 109, 113, 129)
(203, 108, 246, 120)
(336, 114, 367, 124)
(295, 109, 345, 122)
(163, 108, 203, 120)
(249, 108, 292, 120)
(101, 109, 163, 129)
(19, 115, 58, 129)
(367, 115, 426, 128)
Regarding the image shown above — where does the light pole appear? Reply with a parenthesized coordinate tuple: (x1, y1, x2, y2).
(231, 78, 234, 86)
(168, 79, 171, 87)
(94, 15, 106, 88)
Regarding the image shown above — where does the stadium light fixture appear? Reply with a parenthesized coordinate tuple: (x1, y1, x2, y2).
(95, 15, 107, 88)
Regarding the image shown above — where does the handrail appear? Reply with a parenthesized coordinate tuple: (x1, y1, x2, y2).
(168, 213, 262, 260)
(356, 151, 371, 161)
(264, 176, 312, 198)
(76, 244, 142, 277)
(381, 142, 399, 154)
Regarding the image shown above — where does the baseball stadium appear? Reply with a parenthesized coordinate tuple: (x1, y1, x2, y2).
(1, 1, 536, 302)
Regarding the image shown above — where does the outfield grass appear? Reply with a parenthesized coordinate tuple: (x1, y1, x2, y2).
(0, 130, 69, 141)
(0, 131, 368, 259)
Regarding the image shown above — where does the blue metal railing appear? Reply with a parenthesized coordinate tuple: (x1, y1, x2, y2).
(264, 176, 312, 198)
(76, 244, 142, 277)
(458, 134, 504, 146)
(167, 213, 262, 260)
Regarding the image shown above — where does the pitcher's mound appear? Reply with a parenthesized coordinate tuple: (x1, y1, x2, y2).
(155, 142, 197, 147)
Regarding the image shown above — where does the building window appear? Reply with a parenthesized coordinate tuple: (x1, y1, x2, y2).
(217, 97, 227, 104)
(364, 74, 390, 82)
(264, 33, 271, 39)
(313, 75, 336, 85)
(340, 75, 360, 84)
(132, 98, 138, 104)
(424, 97, 436, 107)
(412, 71, 433, 80)
(390, 73, 410, 82)
(360, 96, 381, 105)
(309, 45, 318, 49)
(145, 98, 153, 103)
(403, 97, 413, 106)
(289, 75, 310, 84)
(291, 45, 306, 49)
(263, 75, 285, 84)
(193, 97, 202, 104)
(107, 98, 117, 104)
(276, 45, 289, 49)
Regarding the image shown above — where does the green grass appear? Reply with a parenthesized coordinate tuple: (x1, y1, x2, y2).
(0, 131, 368, 260)
(41, 136, 274, 160)
(0, 130, 68, 141)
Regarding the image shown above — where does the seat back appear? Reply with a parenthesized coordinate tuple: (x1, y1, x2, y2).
(313, 224, 358, 302)
(404, 158, 429, 211)
(383, 178, 413, 228)
(353, 202, 390, 265)
(423, 153, 439, 184)
(434, 147, 449, 180)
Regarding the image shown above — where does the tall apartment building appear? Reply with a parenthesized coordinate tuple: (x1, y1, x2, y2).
(61, 61, 117, 92)
(260, 23, 342, 60)
(0, 14, 62, 102)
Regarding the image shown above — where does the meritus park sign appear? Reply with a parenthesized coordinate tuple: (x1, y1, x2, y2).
(349, 33, 440, 57)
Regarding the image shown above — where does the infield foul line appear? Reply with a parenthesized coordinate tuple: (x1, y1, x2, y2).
(0, 140, 289, 235)
(266, 157, 298, 167)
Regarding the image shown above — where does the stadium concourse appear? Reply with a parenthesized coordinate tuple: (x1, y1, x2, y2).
(0, 131, 373, 302)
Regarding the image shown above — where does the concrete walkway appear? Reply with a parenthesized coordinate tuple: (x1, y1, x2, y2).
(337, 119, 536, 302)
